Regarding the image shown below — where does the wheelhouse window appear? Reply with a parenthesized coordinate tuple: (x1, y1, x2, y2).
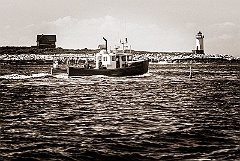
(103, 57, 107, 61)
(112, 56, 116, 61)
(122, 56, 126, 61)
(127, 55, 132, 61)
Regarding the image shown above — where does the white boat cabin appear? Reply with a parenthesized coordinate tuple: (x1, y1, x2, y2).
(95, 50, 133, 69)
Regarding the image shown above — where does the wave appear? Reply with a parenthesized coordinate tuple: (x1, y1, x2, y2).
(0, 73, 70, 80)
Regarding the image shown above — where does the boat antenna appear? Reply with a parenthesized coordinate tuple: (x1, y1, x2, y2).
(121, 37, 128, 53)
(103, 37, 107, 52)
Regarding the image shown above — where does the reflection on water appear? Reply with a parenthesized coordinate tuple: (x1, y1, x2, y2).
(0, 64, 240, 160)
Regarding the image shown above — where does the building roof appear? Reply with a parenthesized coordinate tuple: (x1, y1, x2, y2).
(37, 34, 56, 42)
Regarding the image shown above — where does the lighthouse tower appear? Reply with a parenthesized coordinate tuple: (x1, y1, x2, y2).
(195, 31, 204, 54)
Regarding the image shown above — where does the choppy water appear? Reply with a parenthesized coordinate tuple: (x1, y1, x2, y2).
(0, 63, 240, 160)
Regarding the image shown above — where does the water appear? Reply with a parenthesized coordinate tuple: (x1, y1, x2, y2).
(0, 63, 239, 160)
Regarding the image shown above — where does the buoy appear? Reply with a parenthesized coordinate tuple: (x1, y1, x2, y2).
(189, 66, 192, 79)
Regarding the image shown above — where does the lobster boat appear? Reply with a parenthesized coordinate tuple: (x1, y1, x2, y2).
(53, 37, 149, 77)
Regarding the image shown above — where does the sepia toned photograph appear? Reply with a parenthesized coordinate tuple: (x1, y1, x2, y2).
(0, 0, 239, 160)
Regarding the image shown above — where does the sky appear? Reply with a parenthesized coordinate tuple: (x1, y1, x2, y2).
(0, 0, 240, 57)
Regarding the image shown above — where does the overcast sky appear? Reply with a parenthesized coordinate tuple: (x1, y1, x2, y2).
(0, 0, 240, 57)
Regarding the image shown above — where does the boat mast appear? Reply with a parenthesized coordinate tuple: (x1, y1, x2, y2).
(121, 37, 128, 53)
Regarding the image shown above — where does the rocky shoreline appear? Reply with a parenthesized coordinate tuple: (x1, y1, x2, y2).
(1, 47, 239, 65)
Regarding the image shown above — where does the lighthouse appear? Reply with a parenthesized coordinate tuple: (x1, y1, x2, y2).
(195, 31, 204, 54)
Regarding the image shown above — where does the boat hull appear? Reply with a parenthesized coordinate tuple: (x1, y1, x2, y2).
(51, 67, 67, 75)
(68, 59, 149, 77)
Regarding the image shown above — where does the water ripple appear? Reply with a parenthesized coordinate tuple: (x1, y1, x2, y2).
(0, 64, 239, 160)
